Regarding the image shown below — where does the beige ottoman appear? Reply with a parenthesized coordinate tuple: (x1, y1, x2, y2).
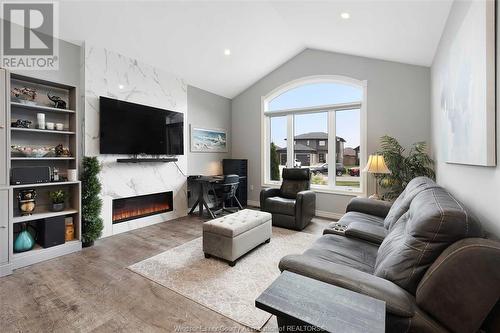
(203, 209, 272, 266)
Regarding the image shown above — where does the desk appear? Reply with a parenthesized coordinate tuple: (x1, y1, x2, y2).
(255, 271, 386, 333)
(188, 176, 224, 219)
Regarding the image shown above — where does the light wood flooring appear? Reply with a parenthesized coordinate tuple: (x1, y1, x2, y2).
(0, 212, 331, 332)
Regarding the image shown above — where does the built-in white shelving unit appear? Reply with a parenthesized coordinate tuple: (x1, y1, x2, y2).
(0, 71, 82, 277)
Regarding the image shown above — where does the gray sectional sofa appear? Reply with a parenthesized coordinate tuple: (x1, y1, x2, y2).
(279, 177, 500, 332)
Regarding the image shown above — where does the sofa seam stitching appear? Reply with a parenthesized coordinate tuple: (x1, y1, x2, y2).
(416, 243, 499, 294)
(406, 188, 444, 286)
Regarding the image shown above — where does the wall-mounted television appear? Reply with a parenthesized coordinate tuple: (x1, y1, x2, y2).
(99, 96, 184, 155)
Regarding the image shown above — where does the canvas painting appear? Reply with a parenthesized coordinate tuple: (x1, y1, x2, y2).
(191, 126, 228, 152)
(440, 0, 496, 166)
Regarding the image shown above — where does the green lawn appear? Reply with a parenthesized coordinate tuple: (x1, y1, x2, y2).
(336, 181, 360, 187)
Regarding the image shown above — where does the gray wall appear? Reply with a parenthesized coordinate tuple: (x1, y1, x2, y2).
(431, 1, 500, 237)
(231, 48, 431, 215)
(11, 39, 81, 89)
(187, 85, 232, 175)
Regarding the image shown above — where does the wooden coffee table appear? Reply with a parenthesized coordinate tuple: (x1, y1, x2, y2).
(255, 271, 385, 333)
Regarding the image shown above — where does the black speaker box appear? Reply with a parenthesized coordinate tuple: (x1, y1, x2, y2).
(11, 166, 51, 185)
(37, 216, 65, 248)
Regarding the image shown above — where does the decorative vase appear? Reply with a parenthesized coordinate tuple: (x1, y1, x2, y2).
(17, 189, 37, 216)
(14, 223, 35, 253)
(51, 202, 65, 212)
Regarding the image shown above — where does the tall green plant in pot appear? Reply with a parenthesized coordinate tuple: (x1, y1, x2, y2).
(378, 135, 435, 200)
(81, 156, 103, 247)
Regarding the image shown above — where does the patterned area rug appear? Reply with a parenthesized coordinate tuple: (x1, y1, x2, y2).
(128, 227, 317, 331)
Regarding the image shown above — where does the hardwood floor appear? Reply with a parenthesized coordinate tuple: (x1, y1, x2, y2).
(0, 213, 332, 332)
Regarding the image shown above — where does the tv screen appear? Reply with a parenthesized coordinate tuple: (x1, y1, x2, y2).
(99, 96, 184, 155)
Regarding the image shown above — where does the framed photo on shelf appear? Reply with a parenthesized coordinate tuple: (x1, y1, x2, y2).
(190, 126, 228, 153)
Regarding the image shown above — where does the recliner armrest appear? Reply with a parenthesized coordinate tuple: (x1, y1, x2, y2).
(344, 221, 387, 245)
(279, 254, 416, 317)
(260, 187, 281, 211)
(346, 197, 392, 218)
(295, 190, 316, 229)
(296, 190, 315, 203)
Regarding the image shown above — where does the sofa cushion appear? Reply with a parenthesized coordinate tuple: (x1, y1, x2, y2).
(337, 211, 385, 227)
(280, 180, 309, 199)
(265, 197, 296, 216)
(384, 177, 440, 231)
(303, 234, 378, 273)
(374, 187, 483, 293)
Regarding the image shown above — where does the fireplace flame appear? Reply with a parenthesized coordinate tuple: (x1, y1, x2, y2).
(112, 203, 171, 223)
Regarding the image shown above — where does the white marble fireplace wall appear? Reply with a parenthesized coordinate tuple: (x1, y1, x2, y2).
(84, 45, 188, 237)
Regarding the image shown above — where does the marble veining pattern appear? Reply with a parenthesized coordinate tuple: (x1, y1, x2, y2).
(84, 45, 188, 236)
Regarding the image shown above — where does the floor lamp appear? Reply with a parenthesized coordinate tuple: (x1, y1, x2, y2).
(363, 154, 391, 200)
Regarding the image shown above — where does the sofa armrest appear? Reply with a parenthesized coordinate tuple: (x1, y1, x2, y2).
(415, 238, 500, 333)
(260, 187, 281, 211)
(346, 197, 392, 218)
(344, 221, 387, 245)
(279, 254, 416, 317)
(295, 190, 316, 229)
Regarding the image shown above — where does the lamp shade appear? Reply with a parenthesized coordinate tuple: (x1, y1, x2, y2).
(363, 154, 391, 174)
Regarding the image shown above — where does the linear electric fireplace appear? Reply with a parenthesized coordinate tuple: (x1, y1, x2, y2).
(112, 191, 173, 224)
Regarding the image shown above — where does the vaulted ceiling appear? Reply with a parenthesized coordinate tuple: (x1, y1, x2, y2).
(59, 0, 453, 98)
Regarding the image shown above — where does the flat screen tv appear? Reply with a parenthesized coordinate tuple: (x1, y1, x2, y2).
(99, 96, 184, 155)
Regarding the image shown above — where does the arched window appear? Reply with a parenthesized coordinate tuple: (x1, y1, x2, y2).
(262, 76, 366, 193)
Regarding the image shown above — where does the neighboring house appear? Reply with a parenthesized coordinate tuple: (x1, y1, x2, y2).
(276, 132, 345, 166)
(343, 147, 359, 166)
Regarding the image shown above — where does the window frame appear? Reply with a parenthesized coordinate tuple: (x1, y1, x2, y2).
(261, 75, 367, 196)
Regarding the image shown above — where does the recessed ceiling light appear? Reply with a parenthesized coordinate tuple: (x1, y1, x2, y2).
(224, 49, 231, 56)
(341, 12, 350, 19)
(118, 84, 124, 89)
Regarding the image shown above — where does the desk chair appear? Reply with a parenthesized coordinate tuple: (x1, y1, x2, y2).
(213, 174, 243, 216)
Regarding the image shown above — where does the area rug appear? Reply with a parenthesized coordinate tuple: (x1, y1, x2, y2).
(128, 227, 317, 331)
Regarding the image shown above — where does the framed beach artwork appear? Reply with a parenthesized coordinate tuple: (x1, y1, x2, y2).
(440, 0, 496, 166)
(190, 126, 228, 153)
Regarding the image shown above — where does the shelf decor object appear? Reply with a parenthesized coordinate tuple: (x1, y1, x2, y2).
(49, 190, 67, 212)
(13, 223, 35, 253)
(17, 189, 37, 216)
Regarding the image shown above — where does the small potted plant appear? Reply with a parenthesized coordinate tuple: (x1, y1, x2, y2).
(49, 190, 67, 212)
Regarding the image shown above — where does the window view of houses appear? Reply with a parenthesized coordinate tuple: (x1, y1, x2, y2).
(267, 83, 362, 189)
(270, 131, 360, 188)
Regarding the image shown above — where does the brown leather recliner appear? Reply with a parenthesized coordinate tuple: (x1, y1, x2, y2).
(279, 180, 500, 332)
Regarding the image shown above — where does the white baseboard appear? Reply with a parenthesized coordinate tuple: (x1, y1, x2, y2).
(247, 200, 260, 207)
(246, 200, 343, 220)
(315, 210, 343, 220)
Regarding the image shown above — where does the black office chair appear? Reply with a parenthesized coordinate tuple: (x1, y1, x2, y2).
(213, 174, 243, 215)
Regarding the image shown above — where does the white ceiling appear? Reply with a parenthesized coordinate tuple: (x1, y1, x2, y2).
(59, 0, 453, 98)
